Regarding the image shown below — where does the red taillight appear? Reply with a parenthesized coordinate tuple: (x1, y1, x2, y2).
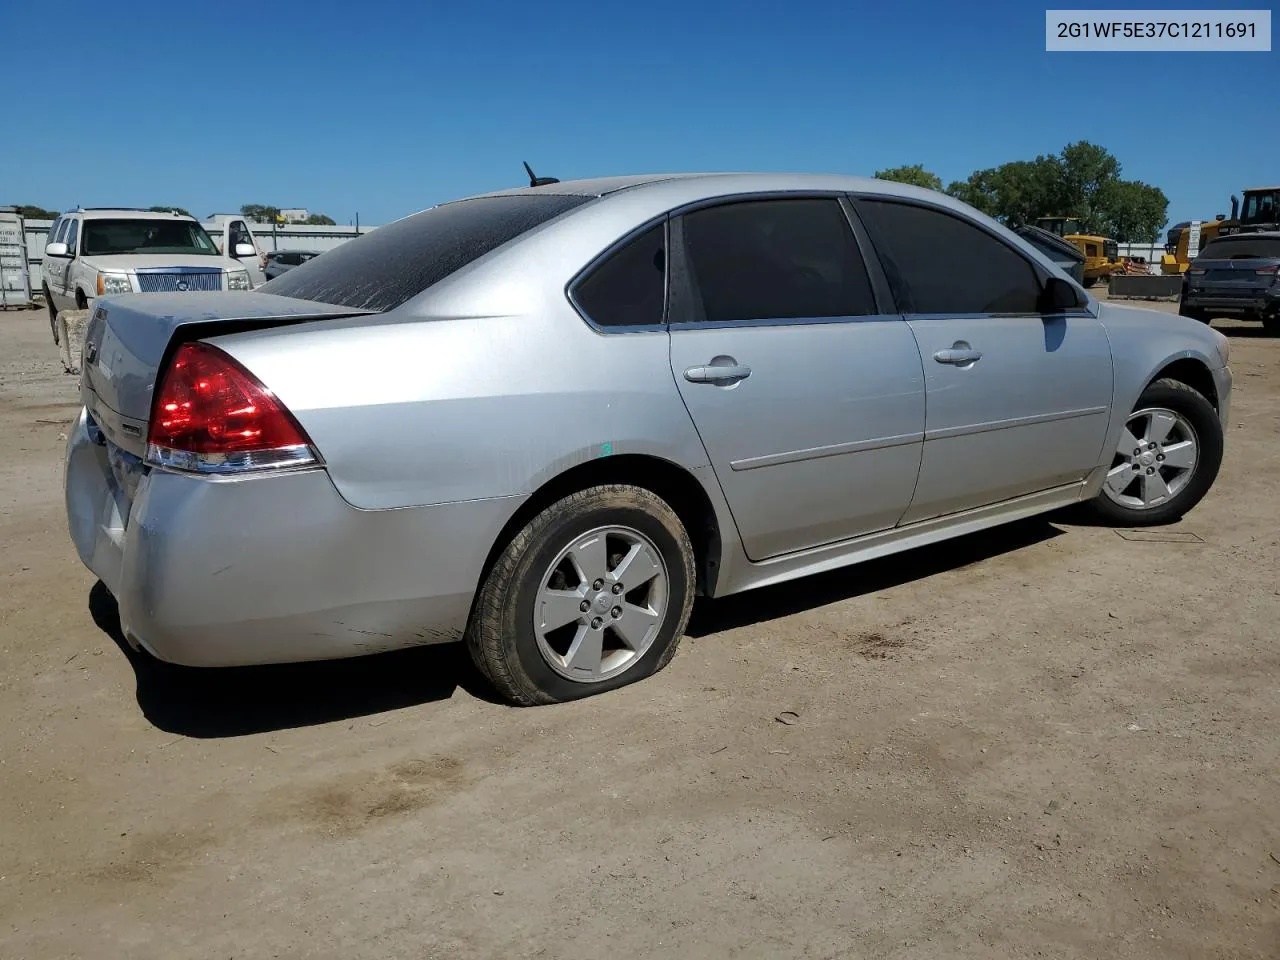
(1255, 265, 1278, 275)
(147, 341, 317, 474)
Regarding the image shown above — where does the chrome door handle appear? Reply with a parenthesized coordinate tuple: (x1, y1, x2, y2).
(684, 363, 752, 384)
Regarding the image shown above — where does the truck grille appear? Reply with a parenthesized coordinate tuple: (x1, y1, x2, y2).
(134, 269, 223, 293)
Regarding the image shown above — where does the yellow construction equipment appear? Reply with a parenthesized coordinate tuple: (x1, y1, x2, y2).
(1160, 216, 1227, 275)
(1033, 217, 1134, 287)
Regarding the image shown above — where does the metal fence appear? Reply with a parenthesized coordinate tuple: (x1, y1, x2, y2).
(21, 219, 376, 293)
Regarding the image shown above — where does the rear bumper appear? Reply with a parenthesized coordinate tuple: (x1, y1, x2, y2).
(1182, 292, 1280, 316)
(64, 408, 520, 667)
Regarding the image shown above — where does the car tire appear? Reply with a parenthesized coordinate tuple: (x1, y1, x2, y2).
(43, 286, 58, 343)
(1262, 315, 1280, 336)
(1086, 378, 1223, 527)
(1178, 305, 1208, 323)
(1083, 276, 1098, 288)
(467, 485, 696, 706)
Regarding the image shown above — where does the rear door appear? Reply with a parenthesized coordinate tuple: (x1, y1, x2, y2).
(666, 196, 926, 561)
(853, 196, 1112, 523)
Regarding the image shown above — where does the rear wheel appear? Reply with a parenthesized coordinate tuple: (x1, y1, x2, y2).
(467, 485, 695, 706)
(1263, 315, 1280, 336)
(1087, 379, 1222, 527)
(1178, 304, 1209, 323)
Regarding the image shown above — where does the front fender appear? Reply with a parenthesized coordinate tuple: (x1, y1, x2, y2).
(1095, 303, 1229, 472)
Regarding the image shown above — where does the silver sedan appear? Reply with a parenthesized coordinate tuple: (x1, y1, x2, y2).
(65, 173, 1232, 705)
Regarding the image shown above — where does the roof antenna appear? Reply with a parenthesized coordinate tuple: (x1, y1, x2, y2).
(523, 161, 560, 187)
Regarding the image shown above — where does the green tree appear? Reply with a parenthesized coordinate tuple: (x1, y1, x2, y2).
(873, 164, 943, 192)
(945, 141, 1167, 241)
(947, 155, 1066, 228)
(1095, 179, 1169, 244)
(304, 213, 336, 225)
(148, 205, 192, 217)
(11, 204, 59, 220)
(240, 204, 282, 224)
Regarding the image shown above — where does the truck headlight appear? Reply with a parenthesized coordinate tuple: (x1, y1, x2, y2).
(96, 272, 132, 296)
(225, 269, 251, 291)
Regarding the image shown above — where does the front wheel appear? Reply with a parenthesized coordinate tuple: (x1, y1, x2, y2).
(467, 485, 696, 706)
(1086, 379, 1223, 527)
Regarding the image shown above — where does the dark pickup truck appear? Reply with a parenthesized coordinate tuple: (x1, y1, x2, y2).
(1179, 232, 1280, 333)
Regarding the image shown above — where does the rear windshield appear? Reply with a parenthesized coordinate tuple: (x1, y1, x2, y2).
(1196, 236, 1280, 260)
(257, 194, 592, 311)
(83, 219, 220, 257)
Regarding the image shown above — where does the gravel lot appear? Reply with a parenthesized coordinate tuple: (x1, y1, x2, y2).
(1, 302, 1277, 960)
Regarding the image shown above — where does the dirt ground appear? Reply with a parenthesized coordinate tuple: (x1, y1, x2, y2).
(1, 300, 1277, 960)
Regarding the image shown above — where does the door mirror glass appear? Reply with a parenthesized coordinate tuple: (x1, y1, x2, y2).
(1038, 276, 1082, 313)
(234, 242, 256, 258)
(45, 241, 68, 257)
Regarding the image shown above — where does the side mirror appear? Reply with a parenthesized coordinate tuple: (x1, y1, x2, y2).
(45, 241, 69, 258)
(233, 242, 256, 258)
(1039, 275, 1081, 313)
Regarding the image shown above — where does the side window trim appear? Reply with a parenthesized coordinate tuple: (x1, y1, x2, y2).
(667, 192, 902, 330)
(65, 219, 80, 257)
(849, 193, 1093, 317)
(838, 195, 900, 315)
(565, 214, 670, 334)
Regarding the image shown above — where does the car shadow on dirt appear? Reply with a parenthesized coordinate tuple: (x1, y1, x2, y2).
(88, 582, 505, 739)
(687, 516, 1063, 637)
(89, 517, 1062, 736)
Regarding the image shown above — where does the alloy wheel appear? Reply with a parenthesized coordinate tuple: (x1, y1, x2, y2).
(533, 525, 670, 682)
(1101, 407, 1199, 510)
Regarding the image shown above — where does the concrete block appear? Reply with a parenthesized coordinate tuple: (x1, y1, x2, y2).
(57, 309, 91, 375)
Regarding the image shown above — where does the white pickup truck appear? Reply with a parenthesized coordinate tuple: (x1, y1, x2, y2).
(41, 209, 265, 322)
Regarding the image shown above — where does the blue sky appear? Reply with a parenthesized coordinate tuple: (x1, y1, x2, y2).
(3, 0, 1275, 227)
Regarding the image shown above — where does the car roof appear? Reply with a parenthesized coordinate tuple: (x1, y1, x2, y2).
(1204, 230, 1280, 240)
(458, 171, 932, 203)
(72, 208, 197, 221)
(1243, 185, 1280, 192)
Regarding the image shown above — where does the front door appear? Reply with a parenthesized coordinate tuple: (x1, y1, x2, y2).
(667, 196, 926, 561)
(853, 197, 1113, 523)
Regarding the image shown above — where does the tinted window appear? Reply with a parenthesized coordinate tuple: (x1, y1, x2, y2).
(679, 198, 877, 322)
(1197, 236, 1280, 260)
(573, 223, 665, 327)
(65, 219, 79, 255)
(260, 194, 592, 312)
(857, 200, 1046, 314)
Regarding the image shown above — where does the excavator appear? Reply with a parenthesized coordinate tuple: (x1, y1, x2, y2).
(1162, 186, 1280, 274)
(1033, 217, 1146, 287)
(1161, 215, 1227, 275)
(1220, 185, 1280, 236)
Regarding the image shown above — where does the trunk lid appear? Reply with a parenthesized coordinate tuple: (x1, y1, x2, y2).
(1189, 256, 1280, 292)
(80, 292, 369, 457)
